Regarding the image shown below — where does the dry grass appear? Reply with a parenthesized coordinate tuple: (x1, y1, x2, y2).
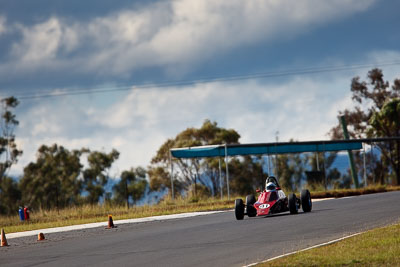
(259, 223, 400, 266)
(0, 197, 233, 233)
(310, 185, 400, 199)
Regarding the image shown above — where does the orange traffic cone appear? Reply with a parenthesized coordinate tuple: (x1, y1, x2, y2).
(1, 229, 8, 247)
(106, 214, 115, 229)
(37, 233, 45, 241)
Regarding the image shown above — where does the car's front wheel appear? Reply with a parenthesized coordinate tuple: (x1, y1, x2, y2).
(288, 193, 298, 214)
(235, 199, 245, 220)
(301, 189, 312, 212)
(246, 194, 257, 217)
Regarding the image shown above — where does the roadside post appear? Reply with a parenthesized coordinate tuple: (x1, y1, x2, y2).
(340, 115, 359, 188)
(225, 144, 230, 200)
(219, 157, 223, 200)
(169, 150, 175, 201)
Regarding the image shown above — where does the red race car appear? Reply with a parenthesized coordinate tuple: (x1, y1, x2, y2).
(234, 176, 312, 220)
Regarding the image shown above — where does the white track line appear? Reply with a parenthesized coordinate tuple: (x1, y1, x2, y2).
(6, 210, 226, 239)
(244, 232, 363, 267)
(312, 198, 333, 202)
(335, 196, 356, 200)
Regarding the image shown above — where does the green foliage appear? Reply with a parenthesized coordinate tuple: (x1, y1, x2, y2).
(149, 119, 241, 196)
(303, 152, 340, 190)
(276, 154, 301, 192)
(0, 176, 21, 214)
(18, 144, 147, 210)
(187, 183, 212, 201)
(0, 96, 23, 214)
(83, 149, 119, 204)
(113, 167, 148, 207)
(19, 144, 84, 210)
(370, 98, 400, 131)
(148, 166, 180, 192)
(229, 156, 267, 195)
(0, 96, 22, 180)
(369, 98, 400, 185)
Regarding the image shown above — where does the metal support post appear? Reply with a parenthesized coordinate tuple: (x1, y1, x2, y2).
(371, 143, 375, 184)
(275, 132, 279, 176)
(340, 115, 359, 188)
(169, 150, 175, 201)
(225, 144, 230, 200)
(323, 144, 327, 191)
(363, 144, 367, 187)
(219, 157, 223, 200)
(267, 155, 271, 175)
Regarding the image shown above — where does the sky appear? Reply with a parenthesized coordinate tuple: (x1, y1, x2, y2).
(1, 0, 400, 177)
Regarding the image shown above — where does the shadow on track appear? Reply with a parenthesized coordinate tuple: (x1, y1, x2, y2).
(307, 208, 334, 213)
(250, 208, 334, 220)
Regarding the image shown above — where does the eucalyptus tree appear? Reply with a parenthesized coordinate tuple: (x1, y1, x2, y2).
(368, 98, 400, 184)
(275, 154, 301, 191)
(113, 167, 148, 207)
(20, 144, 84, 210)
(0, 176, 21, 214)
(0, 96, 22, 214)
(329, 69, 400, 185)
(149, 119, 275, 196)
(0, 96, 22, 180)
(149, 120, 240, 196)
(229, 156, 267, 195)
(303, 152, 340, 190)
(83, 149, 119, 204)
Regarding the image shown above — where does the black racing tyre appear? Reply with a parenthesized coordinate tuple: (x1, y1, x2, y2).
(235, 199, 245, 220)
(288, 193, 298, 214)
(301, 189, 312, 212)
(246, 195, 257, 217)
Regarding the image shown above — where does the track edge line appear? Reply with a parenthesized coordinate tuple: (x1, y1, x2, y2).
(244, 231, 364, 267)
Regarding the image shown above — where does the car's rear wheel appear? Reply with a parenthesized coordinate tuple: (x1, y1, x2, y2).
(246, 194, 257, 217)
(301, 189, 312, 212)
(235, 199, 245, 220)
(288, 193, 298, 214)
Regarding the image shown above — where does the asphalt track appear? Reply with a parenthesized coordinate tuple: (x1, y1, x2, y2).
(1, 191, 400, 267)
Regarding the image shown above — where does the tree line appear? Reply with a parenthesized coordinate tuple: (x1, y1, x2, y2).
(0, 99, 148, 214)
(0, 142, 148, 214)
(1, 68, 400, 215)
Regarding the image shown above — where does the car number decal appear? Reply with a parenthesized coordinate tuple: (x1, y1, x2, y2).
(259, 204, 270, 209)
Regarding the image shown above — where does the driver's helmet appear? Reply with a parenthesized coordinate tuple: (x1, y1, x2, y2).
(265, 182, 276, 191)
(266, 176, 278, 185)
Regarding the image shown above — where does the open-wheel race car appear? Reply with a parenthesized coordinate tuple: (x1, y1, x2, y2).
(235, 176, 312, 220)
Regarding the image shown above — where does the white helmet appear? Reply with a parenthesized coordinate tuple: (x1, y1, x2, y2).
(265, 182, 276, 191)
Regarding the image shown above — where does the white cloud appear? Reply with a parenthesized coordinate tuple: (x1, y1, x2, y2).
(9, 46, 399, 177)
(11, 69, 361, 176)
(12, 17, 78, 62)
(7, 0, 377, 76)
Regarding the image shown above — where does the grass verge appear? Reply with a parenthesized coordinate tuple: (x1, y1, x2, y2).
(0, 197, 233, 234)
(258, 222, 400, 266)
(310, 185, 400, 199)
